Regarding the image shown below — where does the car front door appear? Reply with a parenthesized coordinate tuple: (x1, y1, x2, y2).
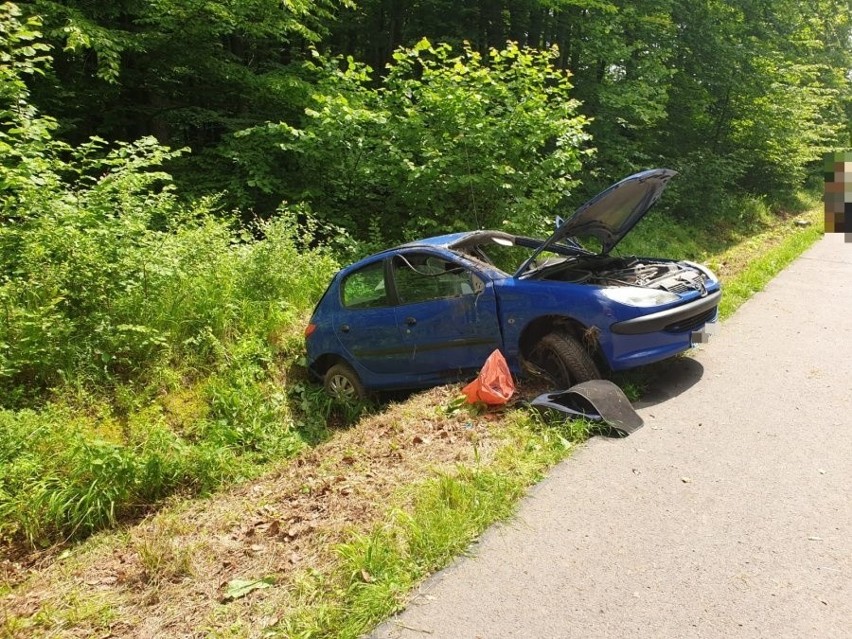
(390, 251, 502, 379)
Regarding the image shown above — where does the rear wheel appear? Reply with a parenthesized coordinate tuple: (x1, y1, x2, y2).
(324, 363, 366, 402)
(527, 332, 600, 388)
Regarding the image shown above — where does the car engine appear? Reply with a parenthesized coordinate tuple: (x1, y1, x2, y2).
(533, 256, 711, 295)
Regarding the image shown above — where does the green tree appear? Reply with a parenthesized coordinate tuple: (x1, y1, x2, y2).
(14, 0, 852, 223)
(21, 0, 350, 209)
(658, 0, 850, 214)
(0, 2, 56, 214)
(272, 40, 590, 243)
(328, 0, 851, 217)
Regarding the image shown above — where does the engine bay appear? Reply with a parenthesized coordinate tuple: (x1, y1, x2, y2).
(531, 255, 710, 294)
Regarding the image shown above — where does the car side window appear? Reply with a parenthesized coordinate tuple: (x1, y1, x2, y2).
(392, 254, 479, 305)
(341, 261, 389, 309)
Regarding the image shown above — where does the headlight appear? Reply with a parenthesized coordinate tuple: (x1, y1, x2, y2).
(600, 286, 680, 307)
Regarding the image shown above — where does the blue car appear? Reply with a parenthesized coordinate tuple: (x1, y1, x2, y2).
(305, 169, 721, 400)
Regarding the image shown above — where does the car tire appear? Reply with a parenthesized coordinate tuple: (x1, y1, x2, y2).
(528, 332, 601, 388)
(324, 363, 366, 402)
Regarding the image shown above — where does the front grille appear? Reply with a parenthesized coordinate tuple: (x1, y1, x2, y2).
(667, 281, 695, 294)
(665, 307, 716, 333)
(662, 271, 706, 295)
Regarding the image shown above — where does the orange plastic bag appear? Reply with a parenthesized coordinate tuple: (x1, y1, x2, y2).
(462, 349, 515, 405)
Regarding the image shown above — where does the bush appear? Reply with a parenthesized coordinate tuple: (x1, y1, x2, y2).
(234, 40, 591, 244)
(0, 168, 338, 398)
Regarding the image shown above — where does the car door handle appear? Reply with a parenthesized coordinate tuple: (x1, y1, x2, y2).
(405, 317, 417, 326)
(340, 324, 350, 333)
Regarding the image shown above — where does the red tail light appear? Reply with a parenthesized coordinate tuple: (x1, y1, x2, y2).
(304, 323, 317, 338)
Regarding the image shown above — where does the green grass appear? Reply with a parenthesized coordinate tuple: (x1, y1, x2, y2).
(712, 208, 823, 319)
(0, 192, 347, 548)
(0, 123, 345, 549)
(618, 191, 818, 262)
(0, 362, 370, 548)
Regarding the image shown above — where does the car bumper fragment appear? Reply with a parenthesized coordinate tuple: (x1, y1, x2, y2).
(610, 290, 722, 335)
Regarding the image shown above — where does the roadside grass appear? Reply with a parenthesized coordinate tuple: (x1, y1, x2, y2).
(275, 412, 589, 639)
(0, 199, 348, 550)
(0, 338, 382, 558)
(706, 206, 822, 319)
(0, 348, 345, 550)
(618, 192, 820, 264)
(0, 201, 826, 639)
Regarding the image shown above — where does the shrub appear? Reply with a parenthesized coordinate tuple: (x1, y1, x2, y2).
(233, 40, 591, 244)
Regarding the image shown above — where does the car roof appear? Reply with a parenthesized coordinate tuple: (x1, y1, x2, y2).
(349, 232, 477, 265)
(397, 232, 474, 249)
(340, 231, 507, 277)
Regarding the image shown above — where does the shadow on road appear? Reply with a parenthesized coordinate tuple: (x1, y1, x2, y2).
(626, 356, 705, 410)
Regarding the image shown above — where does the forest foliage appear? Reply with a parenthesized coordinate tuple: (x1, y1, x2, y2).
(20, 0, 852, 219)
(0, 0, 850, 546)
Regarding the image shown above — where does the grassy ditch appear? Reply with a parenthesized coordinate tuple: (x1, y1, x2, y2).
(708, 206, 823, 318)
(0, 367, 356, 549)
(1, 387, 587, 638)
(0, 206, 347, 549)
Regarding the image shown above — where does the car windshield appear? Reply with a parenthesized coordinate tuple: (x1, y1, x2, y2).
(451, 232, 591, 276)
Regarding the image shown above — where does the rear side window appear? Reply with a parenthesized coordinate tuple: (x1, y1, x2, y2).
(341, 261, 388, 309)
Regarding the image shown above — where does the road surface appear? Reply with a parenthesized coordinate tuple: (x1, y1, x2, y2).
(371, 234, 852, 639)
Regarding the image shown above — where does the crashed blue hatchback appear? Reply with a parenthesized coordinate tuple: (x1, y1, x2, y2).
(305, 169, 721, 400)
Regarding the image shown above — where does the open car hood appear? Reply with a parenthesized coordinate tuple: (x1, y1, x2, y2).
(514, 168, 677, 278)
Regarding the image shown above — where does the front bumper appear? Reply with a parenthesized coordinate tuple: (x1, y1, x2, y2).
(610, 290, 722, 335)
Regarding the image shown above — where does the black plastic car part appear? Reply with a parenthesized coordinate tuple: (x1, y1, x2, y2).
(531, 379, 643, 437)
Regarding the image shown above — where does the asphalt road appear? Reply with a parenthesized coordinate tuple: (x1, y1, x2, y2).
(371, 234, 852, 639)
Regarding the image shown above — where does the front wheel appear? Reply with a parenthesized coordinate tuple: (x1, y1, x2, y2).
(527, 332, 600, 388)
(324, 363, 366, 402)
